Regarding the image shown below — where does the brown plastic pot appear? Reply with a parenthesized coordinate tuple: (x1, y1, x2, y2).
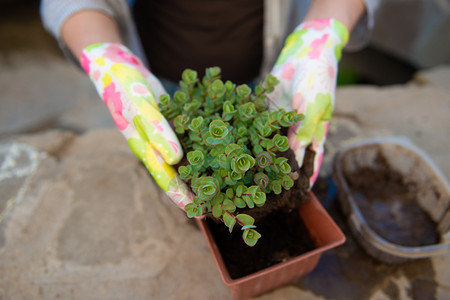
(196, 191, 345, 300)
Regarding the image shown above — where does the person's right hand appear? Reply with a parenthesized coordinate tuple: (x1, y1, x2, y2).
(269, 19, 349, 187)
(80, 43, 193, 209)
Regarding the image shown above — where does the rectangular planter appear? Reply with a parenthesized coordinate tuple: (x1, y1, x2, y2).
(196, 191, 345, 300)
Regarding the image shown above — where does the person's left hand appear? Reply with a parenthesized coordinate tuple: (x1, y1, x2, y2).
(268, 18, 349, 187)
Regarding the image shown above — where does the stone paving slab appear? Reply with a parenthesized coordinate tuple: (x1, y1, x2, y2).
(0, 130, 230, 300)
(0, 53, 114, 136)
(0, 67, 449, 299)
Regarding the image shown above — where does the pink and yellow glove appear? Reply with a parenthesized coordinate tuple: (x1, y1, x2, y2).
(269, 19, 349, 187)
(80, 43, 193, 209)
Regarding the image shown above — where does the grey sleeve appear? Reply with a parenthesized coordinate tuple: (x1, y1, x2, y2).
(345, 0, 381, 51)
(40, 0, 117, 40)
(40, 0, 146, 67)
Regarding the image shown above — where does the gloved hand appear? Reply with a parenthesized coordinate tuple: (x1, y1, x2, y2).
(80, 43, 193, 209)
(269, 18, 349, 187)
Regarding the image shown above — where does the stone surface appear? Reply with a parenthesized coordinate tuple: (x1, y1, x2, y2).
(325, 82, 450, 181)
(414, 65, 450, 93)
(0, 53, 115, 136)
(0, 129, 230, 300)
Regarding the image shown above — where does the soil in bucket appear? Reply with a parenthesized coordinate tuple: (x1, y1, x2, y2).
(342, 150, 440, 247)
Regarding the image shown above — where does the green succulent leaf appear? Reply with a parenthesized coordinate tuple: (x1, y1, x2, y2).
(185, 203, 203, 218)
(212, 204, 223, 218)
(264, 73, 279, 91)
(280, 110, 303, 127)
(223, 212, 237, 233)
(188, 116, 204, 131)
(276, 157, 291, 174)
(259, 125, 273, 137)
(184, 98, 202, 113)
(203, 67, 221, 86)
(281, 175, 295, 190)
(272, 134, 290, 152)
(236, 214, 255, 226)
(229, 170, 243, 182)
(246, 185, 259, 197)
(211, 120, 228, 137)
(181, 69, 198, 84)
(223, 101, 235, 114)
(256, 151, 272, 168)
(254, 119, 273, 137)
(159, 94, 171, 106)
(173, 90, 188, 105)
(188, 131, 202, 142)
(218, 154, 230, 169)
(253, 191, 266, 206)
(268, 110, 283, 129)
(222, 100, 235, 121)
(233, 197, 246, 208)
(178, 165, 192, 180)
(208, 79, 226, 98)
(254, 84, 264, 96)
(236, 126, 247, 138)
(243, 195, 255, 208)
(222, 199, 236, 212)
(187, 150, 204, 167)
(236, 185, 246, 197)
(236, 84, 251, 100)
(225, 144, 243, 158)
(226, 188, 234, 199)
(238, 102, 256, 121)
(206, 119, 230, 145)
(270, 180, 282, 195)
(192, 196, 202, 205)
(211, 193, 224, 206)
(224, 176, 236, 186)
(242, 228, 261, 247)
(210, 144, 225, 157)
(253, 172, 269, 190)
(212, 170, 224, 186)
(253, 144, 264, 155)
(192, 176, 220, 200)
(173, 114, 189, 134)
(231, 154, 255, 173)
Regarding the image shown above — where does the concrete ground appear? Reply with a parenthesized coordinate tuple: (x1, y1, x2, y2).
(1, 2, 449, 300)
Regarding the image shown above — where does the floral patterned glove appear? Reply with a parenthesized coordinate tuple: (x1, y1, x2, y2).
(269, 19, 349, 187)
(80, 43, 193, 209)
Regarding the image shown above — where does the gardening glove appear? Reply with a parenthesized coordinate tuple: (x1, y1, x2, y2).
(80, 43, 193, 209)
(268, 18, 349, 187)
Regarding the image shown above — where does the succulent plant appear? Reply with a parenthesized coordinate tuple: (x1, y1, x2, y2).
(159, 67, 303, 246)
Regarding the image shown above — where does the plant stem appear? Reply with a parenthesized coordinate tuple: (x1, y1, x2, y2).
(225, 210, 244, 226)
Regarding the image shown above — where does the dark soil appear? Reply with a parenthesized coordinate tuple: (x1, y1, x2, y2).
(207, 207, 316, 279)
(342, 151, 440, 247)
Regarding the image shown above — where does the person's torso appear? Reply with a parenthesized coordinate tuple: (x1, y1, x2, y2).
(133, 0, 264, 83)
